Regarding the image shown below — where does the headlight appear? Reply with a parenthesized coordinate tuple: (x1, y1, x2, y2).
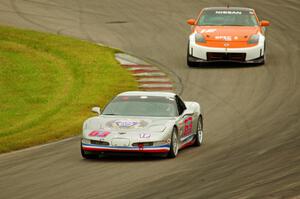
(248, 34, 260, 44)
(195, 33, 206, 43)
(81, 138, 90, 144)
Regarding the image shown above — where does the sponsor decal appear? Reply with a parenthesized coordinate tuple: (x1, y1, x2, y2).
(215, 36, 232, 41)
(183, 117, 193, 136)
(89, 131, 110, 138)
(178, 121, 184, 128)
(138, 143, 144, 150)
(108, 119, 148, 129)
(140, 133, 151, 138)
(200, 29, 217, 34)
(115, 120, 139, 128)
(178, 120, 184, 135)
(215, 11, 242, 15)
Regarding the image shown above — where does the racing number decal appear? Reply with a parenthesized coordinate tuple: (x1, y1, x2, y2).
(89, 131, 99, 136)
(183, 117, 193, 136)
(88, 131, 110, 138)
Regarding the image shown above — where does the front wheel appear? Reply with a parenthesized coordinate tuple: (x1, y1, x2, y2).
(263, 41, 267, 65)
(193, 116, 203, 146)
(256, 42, 266, 66)
(81, 144, 98, 159)
(168, 128, 179, 158)
(187, 57, 197, 67)
(187, 42, 197, 67)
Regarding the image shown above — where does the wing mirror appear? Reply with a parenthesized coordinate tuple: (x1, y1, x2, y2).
(260, 20, 270, 27)
(91, 107, 101, 115)
(187, 18, 196, 25)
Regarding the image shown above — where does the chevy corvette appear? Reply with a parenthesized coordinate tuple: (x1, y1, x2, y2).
(81, 91, 203, 159)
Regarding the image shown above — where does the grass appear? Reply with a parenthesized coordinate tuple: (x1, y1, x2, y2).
(0, 25, 138, 153)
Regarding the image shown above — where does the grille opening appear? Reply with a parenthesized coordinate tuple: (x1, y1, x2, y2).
(91, 140, 109, 146)
(132, 142, 153, 147)
(207, 52, 246, 61)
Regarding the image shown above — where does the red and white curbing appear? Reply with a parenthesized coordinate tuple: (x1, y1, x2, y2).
(115, 53, 174, 91)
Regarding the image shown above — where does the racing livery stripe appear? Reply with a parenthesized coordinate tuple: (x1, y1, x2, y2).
(82, 143, 170, 153)
(82, 143, 170, 148)
(179, 139, 196, 150)
(180, 134, 195, 142)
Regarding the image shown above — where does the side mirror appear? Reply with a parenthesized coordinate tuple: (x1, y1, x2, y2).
(187, 19, 196, 25)
(91, 107, 101, 115)
(260, 20, 270, 27)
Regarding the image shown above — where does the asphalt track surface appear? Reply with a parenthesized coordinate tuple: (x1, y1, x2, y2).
(0, 0, 300, 198)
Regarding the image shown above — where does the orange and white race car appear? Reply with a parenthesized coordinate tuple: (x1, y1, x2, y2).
(186, 7, 270, 66)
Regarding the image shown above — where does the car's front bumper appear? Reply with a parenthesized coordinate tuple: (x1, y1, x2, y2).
(81, 143, 170, 153)
(188, 54, 265, 64)
(188, 33, 265, 64)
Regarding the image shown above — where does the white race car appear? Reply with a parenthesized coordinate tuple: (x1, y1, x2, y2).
(187, 7, 270, 66)
(81, 91, 203, 158)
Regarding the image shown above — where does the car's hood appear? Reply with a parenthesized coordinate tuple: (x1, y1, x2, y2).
(84, 115, 175, 134)
(195, 26, 259, 42)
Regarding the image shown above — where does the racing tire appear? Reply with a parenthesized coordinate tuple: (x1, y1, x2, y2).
(193, 116, 203, 146)
(261, 58, 265, 65)
(81, 145, 98, 159)
(168, 128, 179, 158)
(187, 57, 197, 67)
(256, 42, 266, 66)
(261, 57, 265, 65)
(187, 42, 197, 67)
(262, 41, 267, 65)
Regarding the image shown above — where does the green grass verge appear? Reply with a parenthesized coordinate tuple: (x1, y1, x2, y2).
(0, 25, 138, 153)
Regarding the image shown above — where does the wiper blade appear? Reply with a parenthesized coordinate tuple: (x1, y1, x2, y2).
(103, 113, 118, 115)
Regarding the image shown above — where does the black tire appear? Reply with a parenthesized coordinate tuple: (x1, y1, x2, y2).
(187, 42, 196, 67)
(257, 42, 266, 66)
(187, 59, 197, 67)
(261, 57, 265, 65)
(81, 144, 98, 159)
(263, 41, 267, 65)
(194, 116, 203, 146)
(168, 128, 179, 158)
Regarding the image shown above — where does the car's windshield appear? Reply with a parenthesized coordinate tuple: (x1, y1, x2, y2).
(198, 9, 258, 26)
(102, 95, 178, 117)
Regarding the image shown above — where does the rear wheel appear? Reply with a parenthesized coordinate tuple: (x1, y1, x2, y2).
(194, 116, 203, 146)
(168, 128, 179, 158)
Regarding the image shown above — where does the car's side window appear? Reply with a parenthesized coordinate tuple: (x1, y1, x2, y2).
(175, 95, 186, 115)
